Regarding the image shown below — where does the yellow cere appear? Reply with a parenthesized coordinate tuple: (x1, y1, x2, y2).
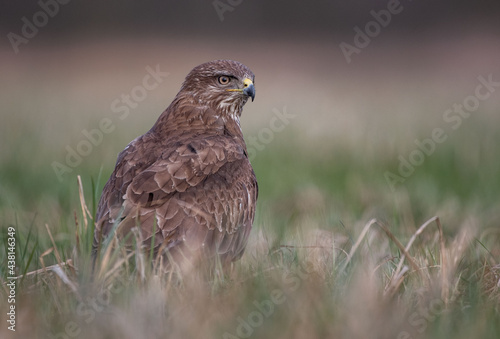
(226, 78, 253, 92)
(243, 78, 253, 87)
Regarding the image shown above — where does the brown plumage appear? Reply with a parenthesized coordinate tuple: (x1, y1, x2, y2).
(92, 60, 258, 270)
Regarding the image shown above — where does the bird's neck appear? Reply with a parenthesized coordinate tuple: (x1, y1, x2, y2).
(150, 95, 245, 142)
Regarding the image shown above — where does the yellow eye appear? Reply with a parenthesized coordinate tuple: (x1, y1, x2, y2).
(218, 76, 230, 85)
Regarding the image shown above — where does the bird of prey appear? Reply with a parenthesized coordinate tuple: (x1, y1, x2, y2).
(92, 60, 258, 271)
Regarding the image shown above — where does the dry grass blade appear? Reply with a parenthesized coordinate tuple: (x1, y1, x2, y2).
(98, 236, 119, 278)
(341, 218, 377, 271)
(102, 252, 135, 283)
(73, 210, 80, 255)
(436, 217, 448, 305)
(39, 227, 80, 296)
(77, 174, 93, 230)
(393, 217, 438, 277)
(384, 216, 445, 297)
(11, 259, 75, 280)
(44, 224, 65, 271)
(51, 265, 79, 293)
(387, 265, 410, 294)
(132, 227, 146, 283)
(376, 221, 420, 273)
(376, 220, 423, 296)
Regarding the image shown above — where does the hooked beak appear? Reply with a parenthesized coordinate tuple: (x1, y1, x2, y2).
(227, 78, 255, 102)
(242, 78, 255, 102)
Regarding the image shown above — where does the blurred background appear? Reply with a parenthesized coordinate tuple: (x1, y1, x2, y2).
(1, 0, 500, 231)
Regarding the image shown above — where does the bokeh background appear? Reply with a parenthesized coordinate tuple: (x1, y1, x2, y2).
(1, 1, 500, 214)
(1, 1, 500, 338)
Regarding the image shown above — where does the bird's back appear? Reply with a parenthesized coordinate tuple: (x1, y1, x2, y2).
(92, 102, 258, 270)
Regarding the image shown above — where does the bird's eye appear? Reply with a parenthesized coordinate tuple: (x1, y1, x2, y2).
(218, 76, 230, 85)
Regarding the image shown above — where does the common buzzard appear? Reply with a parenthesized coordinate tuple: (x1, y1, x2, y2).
(92, 60, 258, 271)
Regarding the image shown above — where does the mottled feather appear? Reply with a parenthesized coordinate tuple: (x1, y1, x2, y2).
(92, 60, 258, 269)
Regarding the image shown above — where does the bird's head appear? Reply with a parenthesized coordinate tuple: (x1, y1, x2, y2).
(179, 60, 255, 118)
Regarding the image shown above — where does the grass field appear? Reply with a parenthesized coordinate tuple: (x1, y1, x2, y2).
(1, 37, 500, 339)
